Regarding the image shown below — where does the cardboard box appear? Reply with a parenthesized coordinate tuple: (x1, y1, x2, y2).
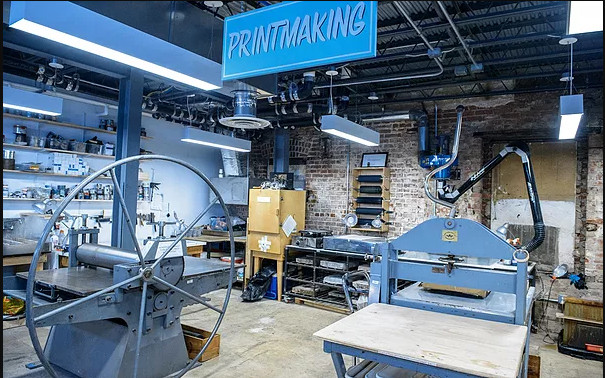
(421, 283, 489, 298)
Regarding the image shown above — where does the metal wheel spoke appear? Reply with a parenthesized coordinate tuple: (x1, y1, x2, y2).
(34, 273, 142, 323)
(109, 169, 146, 267)
(26, 154, 236, 378)
(150, 198, 218, 270)
(152, 276, 223, 314)
(133, 281, 149, 378)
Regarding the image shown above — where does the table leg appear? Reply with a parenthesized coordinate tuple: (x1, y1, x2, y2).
(253, 257, 261, 274)
(330, 352, 347, 378)
(276, 260, 283, 302)
(244, 247, 252, 286)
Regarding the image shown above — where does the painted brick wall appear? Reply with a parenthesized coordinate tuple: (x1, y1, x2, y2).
(243, 90, 603, 309)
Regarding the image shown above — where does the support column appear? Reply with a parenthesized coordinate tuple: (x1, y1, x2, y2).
(273, 128, 290, 173)
(112, 69, 144, 250)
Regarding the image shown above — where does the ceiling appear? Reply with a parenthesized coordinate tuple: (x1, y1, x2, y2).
(2, 1, 603, 127)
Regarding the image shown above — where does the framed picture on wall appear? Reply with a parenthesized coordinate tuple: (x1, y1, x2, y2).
(361, 152, 388, 167)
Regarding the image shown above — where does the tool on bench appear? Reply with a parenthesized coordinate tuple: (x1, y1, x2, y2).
(3, 155, 239, 378)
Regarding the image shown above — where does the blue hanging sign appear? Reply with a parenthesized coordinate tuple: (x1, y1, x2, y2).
(222, 1, 377, 81)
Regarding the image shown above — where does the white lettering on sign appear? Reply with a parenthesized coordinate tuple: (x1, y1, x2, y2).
(257, 196, 271, 203)
(227, 2, 367, 59)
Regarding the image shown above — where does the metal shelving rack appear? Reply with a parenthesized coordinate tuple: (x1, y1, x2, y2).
(284, 245, 369, 312)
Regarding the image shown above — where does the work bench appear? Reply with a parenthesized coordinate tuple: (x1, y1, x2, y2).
(315, 303, 528, 378)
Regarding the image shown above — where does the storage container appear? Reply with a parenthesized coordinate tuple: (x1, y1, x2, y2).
(182, 324, 220, 362)
(263, 274, 278, 300)
(68, 140, 86, 152)
(86, 142, 103, 154)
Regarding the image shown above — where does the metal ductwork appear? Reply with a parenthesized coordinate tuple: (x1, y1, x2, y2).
(219, 90, 271, 129)
(267, 72, 315, 105)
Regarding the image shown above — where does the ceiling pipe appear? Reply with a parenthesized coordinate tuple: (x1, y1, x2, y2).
(314, 3, 444, 89)
(436, 1, 479, 67)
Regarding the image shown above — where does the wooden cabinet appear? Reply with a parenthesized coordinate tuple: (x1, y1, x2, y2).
(245, 189, 306, 301)
(351, 167, 391, 233)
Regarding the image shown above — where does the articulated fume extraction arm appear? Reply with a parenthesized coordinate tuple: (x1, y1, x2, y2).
(425, 106, 545, 253)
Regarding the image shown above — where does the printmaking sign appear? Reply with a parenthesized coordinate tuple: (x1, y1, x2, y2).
(222, 1, 377, 80)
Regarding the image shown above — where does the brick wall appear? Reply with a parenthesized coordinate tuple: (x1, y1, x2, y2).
(585, 134, 603, 294)
(243, 90, 603, 307)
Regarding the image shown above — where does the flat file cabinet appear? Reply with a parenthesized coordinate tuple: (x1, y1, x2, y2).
(245, 189, 306, 301)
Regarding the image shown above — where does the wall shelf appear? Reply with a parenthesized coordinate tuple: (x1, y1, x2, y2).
(350, 167, 391, 233)
(3, 113, 152, 140)
(3, 143, 116, 160)
(3, 169, 112, 181)
(3, 198, 149, 203)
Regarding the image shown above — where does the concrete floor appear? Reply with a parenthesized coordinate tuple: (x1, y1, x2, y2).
(3, 289, 603, 377)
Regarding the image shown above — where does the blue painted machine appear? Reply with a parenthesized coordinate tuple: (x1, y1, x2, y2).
(360, 105, 545, 377)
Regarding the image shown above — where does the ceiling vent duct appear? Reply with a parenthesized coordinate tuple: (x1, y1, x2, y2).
(219, 90, 270, 129)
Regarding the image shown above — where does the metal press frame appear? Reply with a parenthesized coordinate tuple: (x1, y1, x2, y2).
(25, 155, 236, 378)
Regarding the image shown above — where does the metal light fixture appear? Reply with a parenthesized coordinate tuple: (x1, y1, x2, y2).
(325, 66, 339, 76)
(321, 115, 380, 147)
(558, 36, 583, 140)
(363, 113, 411, 123)
(203, 1, 224, 8)
(367, 92, 379, 101)
(552, 264, 569, 279)
(181, 127, 251, 153)
(568, 1, 603, 35)
(3, 86, 63, 116)
(559, 94, 584, 139)
(9, 1, 222, 91)
(495, 223, 510, 239)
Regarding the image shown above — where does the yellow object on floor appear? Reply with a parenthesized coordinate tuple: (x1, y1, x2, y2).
(3, 296, 25, 316)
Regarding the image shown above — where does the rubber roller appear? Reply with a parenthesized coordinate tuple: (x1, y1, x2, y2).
(76, 243, 140, 269)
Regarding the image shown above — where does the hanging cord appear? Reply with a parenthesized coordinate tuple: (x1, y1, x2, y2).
(569, 42, 573, 95)
(329, 75, 334, 114)
(186, 94, 194, 127)
(535, 276, 558, 344)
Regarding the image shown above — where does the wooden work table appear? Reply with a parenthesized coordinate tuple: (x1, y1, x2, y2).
(185, 235, 247, 244)
(314, 303, 528, 378)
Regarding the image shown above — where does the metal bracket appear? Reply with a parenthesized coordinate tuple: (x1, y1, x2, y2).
(438, 254, 464, 274)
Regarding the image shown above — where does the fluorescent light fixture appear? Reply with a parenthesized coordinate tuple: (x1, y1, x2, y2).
(181, 127, 251, 152)
(559, 94, 584, 140)
(363, 113, 411, 123)
(568, 1, 604, 34)
(321, 115, 380, 146)
(3, 86, 63, 116)
(9, 1, 221, 91)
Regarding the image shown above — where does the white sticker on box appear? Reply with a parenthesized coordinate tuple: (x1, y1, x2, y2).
(257, 196, 271, 203)
(282, 215, 297, 237)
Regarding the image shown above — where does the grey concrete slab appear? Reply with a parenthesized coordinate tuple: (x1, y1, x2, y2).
(3, 290, 602, 377)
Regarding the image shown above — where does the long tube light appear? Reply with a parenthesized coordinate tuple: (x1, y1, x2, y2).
(568, 1, 603, 35)
(181, 127, 251, 153)
(362, 113, 411, 123)
(3, 86, 63, 116)
(559, 94, 583, 140)
(9, 1, 221, 91)
(321, 115, 380, 146)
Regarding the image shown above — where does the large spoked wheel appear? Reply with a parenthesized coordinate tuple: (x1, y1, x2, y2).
(25, 155, 236, 378)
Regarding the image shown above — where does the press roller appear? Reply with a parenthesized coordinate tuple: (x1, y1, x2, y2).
(76, 244, 140, 269)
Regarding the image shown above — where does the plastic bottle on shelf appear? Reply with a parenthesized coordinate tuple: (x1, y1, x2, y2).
(57, 230, 66, 250)
(50, 229, 60, 251)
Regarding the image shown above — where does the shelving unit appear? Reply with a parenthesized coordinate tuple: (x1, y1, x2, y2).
(3, 169, 113, 181)
(3, 198, 150, 203)
(350, 167, 391, 233)
(284, 245, 370, 313)
(3, 113, 152, 140)
(3, 143, 116, 160)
